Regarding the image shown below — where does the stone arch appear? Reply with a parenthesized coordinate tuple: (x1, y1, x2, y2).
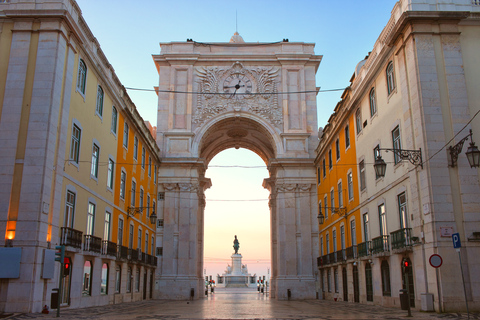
(193, 112, 282, 164)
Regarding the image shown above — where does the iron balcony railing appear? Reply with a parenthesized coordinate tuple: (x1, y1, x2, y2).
(337, 249, 346, 262)
(390, 228, 413, 249)
(153, 256, 158, 266)
(129, 248, 139, 261)
(83, 235, 102, 253)
(371, 235, 390, 254)
(102, 240, 117, 256)
(357, 241, 371, 257)
(346, 245, 357, 260)
(328, 252, 337, 264)
(60, 227, 83, 249)
(117, 245, 129, 260)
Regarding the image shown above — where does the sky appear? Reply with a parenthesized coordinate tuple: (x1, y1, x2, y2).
(75, 0, 398, 278)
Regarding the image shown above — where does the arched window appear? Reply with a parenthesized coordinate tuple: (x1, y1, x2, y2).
(100, 263, 108, 295)
(82, 260, 92, 296)
(369, 88, 376, 117)
(355, 109, 362, 134)
(386, 62, 396, 95)
(381, 260, 391, 296)
(96, 85, 104, 116)
(77, 59, 87, 95)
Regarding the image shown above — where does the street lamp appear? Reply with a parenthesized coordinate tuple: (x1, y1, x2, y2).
(317, 213, 325, 225)
(127, 206, 157, 225)
(449, 129, 480, 168)
(373, 148, 423, 178)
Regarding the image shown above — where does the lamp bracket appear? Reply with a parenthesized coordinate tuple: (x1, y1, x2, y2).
(127, 206, 145, 218)
(448, 129, 472, 167)
(380, 148, 423, 168)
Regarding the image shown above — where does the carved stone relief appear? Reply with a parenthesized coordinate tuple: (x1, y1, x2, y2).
(194, 61, 282, 128)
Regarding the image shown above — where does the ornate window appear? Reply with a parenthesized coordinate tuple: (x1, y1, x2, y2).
(398, 192, 408, 229)
(347, 172, 354, 200)
(120, 171, 126, 200)
(65, 191, 75, 228)
(86, 202, 95, 235)
(386, 62, 396, 95)
(107, 159, 114, 189)
(359, 160, 366, 191)
(369, 88, 376, 117)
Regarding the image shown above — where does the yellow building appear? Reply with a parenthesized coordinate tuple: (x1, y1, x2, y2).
(0, 0, 159, 313)
(315, 88, 362, 302)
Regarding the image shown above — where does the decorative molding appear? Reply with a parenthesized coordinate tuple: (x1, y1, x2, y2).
(194, 61, 281, 127)
(179, 183, 199, 192)
(163, 183, 177, 191)
(277, 183, 297, 192)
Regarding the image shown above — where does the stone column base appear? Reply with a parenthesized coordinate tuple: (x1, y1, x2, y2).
(274, 276, 316, 300)
(155, 276, 203, 300)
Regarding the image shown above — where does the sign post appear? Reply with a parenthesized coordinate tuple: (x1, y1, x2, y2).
(452, 233, 469, 319)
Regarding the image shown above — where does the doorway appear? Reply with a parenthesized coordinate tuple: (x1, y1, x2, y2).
(353, 265, 359, 303)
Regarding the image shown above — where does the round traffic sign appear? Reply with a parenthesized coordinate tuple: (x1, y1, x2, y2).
(429, 254, 443, 268)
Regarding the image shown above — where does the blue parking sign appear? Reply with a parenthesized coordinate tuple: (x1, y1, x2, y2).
(452, 233, 461, 248)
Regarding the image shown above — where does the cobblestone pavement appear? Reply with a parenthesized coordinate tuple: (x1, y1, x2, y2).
(3, 288, 479, 320)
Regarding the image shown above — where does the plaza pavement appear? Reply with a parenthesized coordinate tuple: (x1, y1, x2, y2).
(2, 287, 478, 320)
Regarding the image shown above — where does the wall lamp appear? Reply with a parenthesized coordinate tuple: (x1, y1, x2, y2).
(127, 206, 157, 225)
(317, 207, 347, 225)
(374, 148, 423, 178)
(448, 129, 480, 168)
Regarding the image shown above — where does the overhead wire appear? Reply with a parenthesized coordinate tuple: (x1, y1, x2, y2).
(124, 87, 347, 95)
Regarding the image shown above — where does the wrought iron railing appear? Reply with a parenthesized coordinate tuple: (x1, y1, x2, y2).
(153, 256, 158, 266)
(129, 248, 139, 261)
(117, 245, 128, 260)
(60, 227, 83, 249)
(357, 241, 371, 257)
(371, 235, 390, 254)
(83, 235, 102, 253)
(337, 249, 346, 262)
(328, 252, 337, 264)
(390, 228, 412, 249)
(346, 245, 357, 260)
(102, 240, 117, 256)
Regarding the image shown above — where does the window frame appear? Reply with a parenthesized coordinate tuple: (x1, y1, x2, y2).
(141, 147, 146, 169)
(107, 158, 115, 190)
(328, 150, 332, 170)
(86, 202, 95, 236)
(381, 260, 391, 296)
(120, 170, 126, 200)
(345, 124, 350, 149)
(91, 143, 100, 179)
(111, 106, 118, 135)
(386, 61, 396, 96)
(392, 126, 402, 165)
(355, 108, 362, 134)
(77, 58, 87, 96)
(369, 87, 377, 117)
(335, 139, 340, 161)
(133, 136, 139, 161)
(82, 260, 93, 296)
(359, 160, 366, 191)
(100, 263, 108, 295)
(123, 122, 129, 149)
(96, 85, 104, 117)
(398, 192, 408, 229)
(70, 123, 81, 164)
(347, 172, 354, 200)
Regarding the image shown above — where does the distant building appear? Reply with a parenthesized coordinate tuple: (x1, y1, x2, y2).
(316, 0, 480, 312)
(0, 0, 160, 313)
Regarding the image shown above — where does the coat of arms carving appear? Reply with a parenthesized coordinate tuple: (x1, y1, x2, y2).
(193, 62, 282, 127)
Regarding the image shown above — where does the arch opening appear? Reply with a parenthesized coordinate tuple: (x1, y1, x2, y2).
(203, 148, 271, 287)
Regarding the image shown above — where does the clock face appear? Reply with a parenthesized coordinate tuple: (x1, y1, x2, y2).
(222, 74, 253, 98)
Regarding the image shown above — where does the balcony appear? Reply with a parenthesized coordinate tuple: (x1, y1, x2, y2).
(328, 252, 337, 264)
(346, 245, 357, 260)
(117, 245, 128, 260)
(390, 228, 413, 250)
(83, 235, 102, 253)
(371, 235, 390, 254)
(129, 248, 139, 261)
(60, 227, 83, 249)
(336, 249, 346, 262)
(357, 241, 371, 258)
(102, 240, 117, 256)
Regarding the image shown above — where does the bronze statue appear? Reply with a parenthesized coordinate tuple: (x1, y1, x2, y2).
(233, 235, 239, 254)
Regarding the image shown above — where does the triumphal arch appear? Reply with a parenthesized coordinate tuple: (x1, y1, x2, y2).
(153, 34, 322, 300)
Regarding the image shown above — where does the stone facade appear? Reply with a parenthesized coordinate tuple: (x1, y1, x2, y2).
(316, 0, 480, 313)
(0, 0, 160, 313)
(153, 39, 322, 300)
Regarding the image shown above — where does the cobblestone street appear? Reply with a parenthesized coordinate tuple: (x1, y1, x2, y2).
(2, 288, 478, 320)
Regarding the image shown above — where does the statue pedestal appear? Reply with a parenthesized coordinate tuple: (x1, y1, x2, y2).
(219, 253, 254, 287)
